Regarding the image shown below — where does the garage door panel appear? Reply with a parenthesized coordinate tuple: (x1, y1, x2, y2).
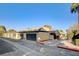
(26, 34, 36, 41)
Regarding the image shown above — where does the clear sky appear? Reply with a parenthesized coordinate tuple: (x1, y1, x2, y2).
(0, 3, 77, 31)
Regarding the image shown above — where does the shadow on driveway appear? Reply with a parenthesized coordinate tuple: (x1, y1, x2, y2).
(0, 39, 15, 55)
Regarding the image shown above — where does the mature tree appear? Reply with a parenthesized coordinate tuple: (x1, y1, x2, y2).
(0, 26, 6, 37)
(56, 30, 64, 35)
(71, 3, 79, 24)
(0, 26, 6, 32)
(39, 25, 52, 31)
(8, 29, 16, 33)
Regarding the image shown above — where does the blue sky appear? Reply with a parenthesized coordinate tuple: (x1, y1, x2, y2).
(0, 3, 77, 31)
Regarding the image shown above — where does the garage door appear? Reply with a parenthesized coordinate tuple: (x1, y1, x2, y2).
(26, 34, 36, 41)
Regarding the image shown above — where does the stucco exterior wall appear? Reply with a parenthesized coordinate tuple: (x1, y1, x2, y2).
(37, 32, 49, 41)
(3, 32, 21, 40)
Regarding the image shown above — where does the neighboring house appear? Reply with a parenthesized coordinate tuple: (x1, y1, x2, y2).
(3, 32, 21, 40)
(3, 30, 60, 41)
(1, 25, 54, 41)
(55, 30, 66, 40)
(19, 30, 60, 41)
(2, 25, 57, 41)
(59, 34, 66, 40)
(19, 31, 50, 42)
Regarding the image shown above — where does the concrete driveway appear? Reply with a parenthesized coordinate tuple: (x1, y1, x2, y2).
(0, 38, 79, 56)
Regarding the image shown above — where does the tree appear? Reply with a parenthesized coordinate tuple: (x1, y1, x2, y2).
(8, 29, 16, 33)
(39, 25, 52, 31)
(56, 30, 64, 35)
(71, 3, 79, 24)
(0, 26, 6, 37)
(0, 26, 6, 32)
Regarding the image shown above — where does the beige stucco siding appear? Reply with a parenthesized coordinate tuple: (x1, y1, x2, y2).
(37, 32, 49, 41)
(3, 32, 21, 40)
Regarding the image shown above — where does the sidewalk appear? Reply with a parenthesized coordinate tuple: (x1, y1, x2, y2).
(59, 40, 79, 50)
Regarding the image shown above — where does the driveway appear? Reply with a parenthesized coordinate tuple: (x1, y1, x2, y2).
(0, 38, 79, 56)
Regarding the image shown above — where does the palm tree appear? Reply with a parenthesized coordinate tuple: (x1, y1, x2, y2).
(71, 3, 79, 24)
